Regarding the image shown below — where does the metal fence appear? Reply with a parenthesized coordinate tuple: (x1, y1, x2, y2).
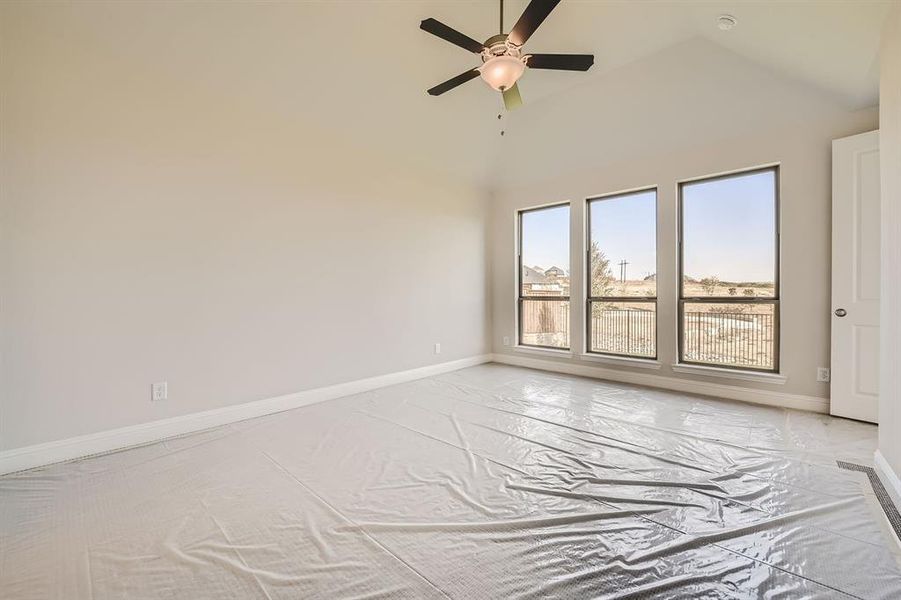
(683, 311, 774, 369)
(589, 308, 656, 357)
(522, 305, 774, 368)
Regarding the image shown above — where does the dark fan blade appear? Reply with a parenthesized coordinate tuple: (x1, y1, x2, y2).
(527, 53, 594, 71)
(503, 83, 523, 110)
(427, 69, 481, 96)
(508, 0, 561, 46)
(420, 18, 485, 53)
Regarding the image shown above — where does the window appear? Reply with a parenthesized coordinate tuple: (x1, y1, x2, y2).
(586, 189, 657, 358)
(518, 204, 570, 349)
(679, 167, 779, 371)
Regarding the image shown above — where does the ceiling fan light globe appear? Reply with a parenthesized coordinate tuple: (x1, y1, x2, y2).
(479, 55, 526, 92)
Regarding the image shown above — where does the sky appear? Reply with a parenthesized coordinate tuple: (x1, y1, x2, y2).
(589, 190, 656, 279)
(683, 170, 775, 282)
(521, 204, 570, 271)
(521, 170, 776, 283)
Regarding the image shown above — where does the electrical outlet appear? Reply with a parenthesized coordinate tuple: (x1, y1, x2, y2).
(817, 368, 830, 383)
(151, 381, 168, 401)
(503, 336, 510, 346)
(434, 343, 441, 355)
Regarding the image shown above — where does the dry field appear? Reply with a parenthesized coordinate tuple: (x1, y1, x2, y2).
(603, 279, 774, 300)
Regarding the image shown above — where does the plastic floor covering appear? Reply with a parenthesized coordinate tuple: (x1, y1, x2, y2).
(2, 363, 901, 599)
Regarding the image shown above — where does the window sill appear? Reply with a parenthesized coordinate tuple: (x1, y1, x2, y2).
(512, 345, 573, 358)
(671, 363, 787, 385)
(580, 353, 661, 370)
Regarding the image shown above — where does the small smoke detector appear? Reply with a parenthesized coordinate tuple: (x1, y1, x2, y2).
(717, 14, 737, 31)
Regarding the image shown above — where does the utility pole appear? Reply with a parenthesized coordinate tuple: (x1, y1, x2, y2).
(619, 260, 629, 283)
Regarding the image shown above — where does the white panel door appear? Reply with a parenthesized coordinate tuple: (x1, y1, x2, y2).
(831, 130, 880, 422)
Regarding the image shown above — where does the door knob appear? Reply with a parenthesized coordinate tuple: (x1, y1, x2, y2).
(835, 308, 847, 317)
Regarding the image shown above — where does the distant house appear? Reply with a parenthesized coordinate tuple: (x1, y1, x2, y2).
(521, 265, 567, 296)
(522, 265, 549, 285)
(544, 266, 566, 278)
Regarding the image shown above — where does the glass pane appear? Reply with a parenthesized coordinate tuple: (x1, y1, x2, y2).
(589, 301, 655, 358)
(682, 170, 776, 297)
(521, 205, 570, 298)
(682, 302, 776, 370)
(520, 299, 569, 349)
(589, 190, 656, 297)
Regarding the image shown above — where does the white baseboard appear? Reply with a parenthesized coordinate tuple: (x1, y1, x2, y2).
(875, 450, 901, 500)
(491, 352, 829, 414)
(0, 354, 491, 476)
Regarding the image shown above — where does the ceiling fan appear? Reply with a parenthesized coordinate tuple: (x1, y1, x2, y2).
(420, 0, 594, 110)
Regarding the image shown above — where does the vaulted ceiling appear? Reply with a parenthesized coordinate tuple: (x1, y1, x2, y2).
(5, 1, 893, 189)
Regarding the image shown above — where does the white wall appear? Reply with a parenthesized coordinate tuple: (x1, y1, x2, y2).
(878, 4, 901, 479)
(0, 2, 889, 456)
(0, 6, 490, 451)
(491, 97, 877, 403)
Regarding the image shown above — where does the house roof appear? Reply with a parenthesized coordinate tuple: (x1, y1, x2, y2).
(522, 266, 549, 285)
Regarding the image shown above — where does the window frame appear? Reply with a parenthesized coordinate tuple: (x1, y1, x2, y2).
(516, 202, 571, 351)
(584, 187, 658, 360)
(677, 165, 781, 373)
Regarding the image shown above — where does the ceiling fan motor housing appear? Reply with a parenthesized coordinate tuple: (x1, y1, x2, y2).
(481, 34, 522, 62)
